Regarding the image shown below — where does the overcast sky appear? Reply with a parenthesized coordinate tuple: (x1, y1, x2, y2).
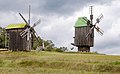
(0, 0, 120, 55)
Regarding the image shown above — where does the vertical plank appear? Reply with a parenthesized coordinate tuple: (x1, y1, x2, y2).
(74, 26, 94, 47)
(6, 28, 28, 51)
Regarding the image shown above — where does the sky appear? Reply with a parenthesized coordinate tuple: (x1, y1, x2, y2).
(0, 0, 120, 55)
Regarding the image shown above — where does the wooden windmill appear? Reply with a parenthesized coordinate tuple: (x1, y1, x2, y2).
(72, 6, 104, 52)
(5, 5, 41, 51)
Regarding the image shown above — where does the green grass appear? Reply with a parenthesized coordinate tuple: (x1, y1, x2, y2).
(0, 51, 120, 74)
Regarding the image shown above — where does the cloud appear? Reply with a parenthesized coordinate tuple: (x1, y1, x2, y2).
(0, 0, 112, 16)
(37, 0, 112, 16)
(35, 15, 76, 47)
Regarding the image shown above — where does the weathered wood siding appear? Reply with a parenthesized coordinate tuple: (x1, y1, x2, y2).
(74, 26, 94, 47)
(6, 29, 27, 51)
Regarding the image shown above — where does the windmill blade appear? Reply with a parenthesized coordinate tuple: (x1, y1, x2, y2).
(86, 13, 104, 38)
(96, 26, 104, 33)
(19, 13, 31, 39)
(30, 19, 41, 44)
(20, 31, 27, 38)
(32, 33, 41, 45)
(86, 26, 94, 38)
(20, 28, 29, 35)
(41, 37, 45, 49)
(98, 13, 104, 20)
(32, 19, 41, 28)
(96, 13, 104, 23)
(95, 26, 104, 35)
(20, 28, 30, 38)
(30, 27, 41, 44)
(19, 13, 29, 25)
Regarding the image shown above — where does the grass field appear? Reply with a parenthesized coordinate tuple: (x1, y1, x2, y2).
(0, 51, 120, 74)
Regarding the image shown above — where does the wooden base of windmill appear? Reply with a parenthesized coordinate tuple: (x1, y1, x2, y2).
(78, 46, 90, 52)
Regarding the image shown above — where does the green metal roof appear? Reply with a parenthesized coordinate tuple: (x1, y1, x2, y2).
(74, 17, 88, 27)
(5, 23, 27, 29)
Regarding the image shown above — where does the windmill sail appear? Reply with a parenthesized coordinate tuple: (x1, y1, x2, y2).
(96, 14, 103, 23)
(32, 19, 41, 28)
(86, 26, 94, 38)
(86, 13, 104, 39)
(19, 13, 29, 25)
(95, 26, 104, 35)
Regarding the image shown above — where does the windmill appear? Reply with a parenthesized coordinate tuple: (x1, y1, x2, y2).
(19, 5, 41, 51)
(5, 5, 41, 51)
(72, 6, 104, 52)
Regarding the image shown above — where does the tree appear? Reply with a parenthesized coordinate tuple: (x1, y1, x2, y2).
(59, 47, 68, 52)
(32, 36, 55, 51)
(44, 40, 55, 51)
(0, 26, 6, 48)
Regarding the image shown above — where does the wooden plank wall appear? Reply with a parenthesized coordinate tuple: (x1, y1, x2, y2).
(7, 29, 27, 51)
(74, 26, 94, 47)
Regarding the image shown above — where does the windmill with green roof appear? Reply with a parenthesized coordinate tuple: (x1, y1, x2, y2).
(71, 6, 104, 52)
